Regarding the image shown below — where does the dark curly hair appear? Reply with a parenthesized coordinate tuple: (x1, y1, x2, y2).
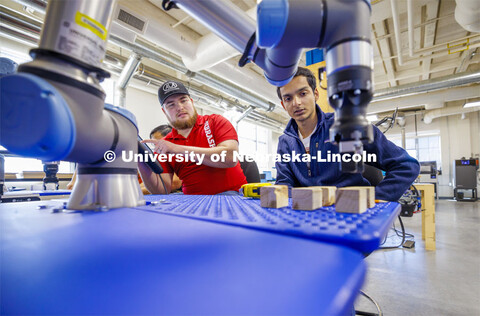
(150, 124, 172, 139)
(276, 67, 317, 100)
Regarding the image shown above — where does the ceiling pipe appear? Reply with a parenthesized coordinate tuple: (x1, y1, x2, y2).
(372, 70, 480, 102)
(0, 5, 42, 35)
(171, 0, 255, 55)
(181, 7, 257, 71)
(0, 6, 276, 113)
(407, 0, 415, 58)
(119, 64, 286, 131)
(111, 1, 277, 102)
(390, 0, 404, 66)
(129, 70, 284, 132)
(116, 52, 142, 108)
(423, 105, 479, 124)
(5, 7, 478, 126)
(128, 64, 285, 129)
(110, 35, 275, 112)
(9, 0, 46, 14)
(207, 59, 280, 105)
(369, 85, 480, 114)
(9, 0, 478, 127)
(0, 20, 39, 47)
(191, 71, 275, 112)
(236, 106, 255, 124)
(3, 7, 477, 112)
(0, 7, 286, 131)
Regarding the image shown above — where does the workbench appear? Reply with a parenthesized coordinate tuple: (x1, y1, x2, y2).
(414, 183, 436, 251)
(1, 195, 400, 315)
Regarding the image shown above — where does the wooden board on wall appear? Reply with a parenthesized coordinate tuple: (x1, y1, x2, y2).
(305, 61, 333, 114)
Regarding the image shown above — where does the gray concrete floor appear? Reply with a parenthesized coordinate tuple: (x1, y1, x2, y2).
(354, 200, 480, 315)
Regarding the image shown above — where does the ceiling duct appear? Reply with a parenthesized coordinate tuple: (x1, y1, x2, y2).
(423, 105, 479, 124)
(455, 0, 480, 32)
(3, 1, 277, 113)
(129, 66, 285, 130)
(0, 6, 285, 130)
(109, 35, 276, 112)
(7, 0, 480, 123)
(372, 70, 480, 102)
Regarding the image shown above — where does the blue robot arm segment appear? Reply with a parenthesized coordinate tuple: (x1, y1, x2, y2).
(0, 73, 76, 161)
(173, 0, 374, 172)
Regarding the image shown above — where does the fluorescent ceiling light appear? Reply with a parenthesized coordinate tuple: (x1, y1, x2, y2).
(366, 114, 378, 122)
(464, 101, 480, 108)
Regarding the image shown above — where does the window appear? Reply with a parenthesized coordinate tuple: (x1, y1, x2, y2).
(418, 136, 441, 169)
(389, 135, 442, 169)
(237, 121, 270, 172)
(0, 47, 31, 64)
(101, 78, 116, 105)
(2, 154, 73, 174)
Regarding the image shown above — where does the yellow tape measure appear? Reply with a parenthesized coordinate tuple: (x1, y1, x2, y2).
(240, 183, 272, 198)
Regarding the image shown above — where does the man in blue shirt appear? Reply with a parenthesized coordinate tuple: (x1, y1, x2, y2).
(275, 67, 420, 201)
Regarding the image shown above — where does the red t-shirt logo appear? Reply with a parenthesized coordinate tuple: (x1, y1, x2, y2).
(204, 121, 216, 148)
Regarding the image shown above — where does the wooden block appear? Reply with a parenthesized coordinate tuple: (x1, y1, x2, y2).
(292, 187, 323, 211)
(349, 186, 375, 208)
(5, 173, 17, 179)
(318, 186, 337, 206)
(17, 171, 45, 179)
(364, 186, 375, 208)
(335, 187, 368, 213)
(57, 173, 74, 179)
(260, 185, 288, 208)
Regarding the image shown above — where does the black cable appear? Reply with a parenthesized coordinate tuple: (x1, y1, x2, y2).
(374, 117, 389, 127)
(379, 232, 388, 246)
(379, 216, 406, 249)
(355, 290, 383, 316)
(159, 174, 168, 194)
(393, 227, 414, 239)
(392, 221, 414, 239)
(411, 184, 422, 210)
(162, 0, 178, 10)
(356, 311, 379, 316)
(374, 107, 398, 134)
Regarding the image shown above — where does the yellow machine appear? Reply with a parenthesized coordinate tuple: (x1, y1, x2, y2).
(240, 183, 272, 198)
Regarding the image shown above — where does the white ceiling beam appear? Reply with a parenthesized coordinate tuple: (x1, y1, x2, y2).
(375, 58, 471, 85)
(373, 21, 397, 87)
(409, 0, 423, 81)
(421, 1, 440, 80)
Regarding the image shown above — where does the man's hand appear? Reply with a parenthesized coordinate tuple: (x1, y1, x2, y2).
(141, 139, 182, 155)
(142, 139, 239, 168)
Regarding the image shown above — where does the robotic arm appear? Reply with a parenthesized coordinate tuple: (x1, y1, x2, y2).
(0, 0, 145, 210)
(0, 0, 373, 210)
(172, 0, 374, 173)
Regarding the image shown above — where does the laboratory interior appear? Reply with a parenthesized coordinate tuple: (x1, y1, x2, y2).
(1, 0, 479, 315)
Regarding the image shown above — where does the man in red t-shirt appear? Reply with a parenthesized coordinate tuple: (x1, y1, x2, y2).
(139, 81, 247, 195)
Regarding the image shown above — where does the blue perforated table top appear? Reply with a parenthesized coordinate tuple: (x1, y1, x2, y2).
(141, 194, 401, 253)
(1, 200, 366, 316)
